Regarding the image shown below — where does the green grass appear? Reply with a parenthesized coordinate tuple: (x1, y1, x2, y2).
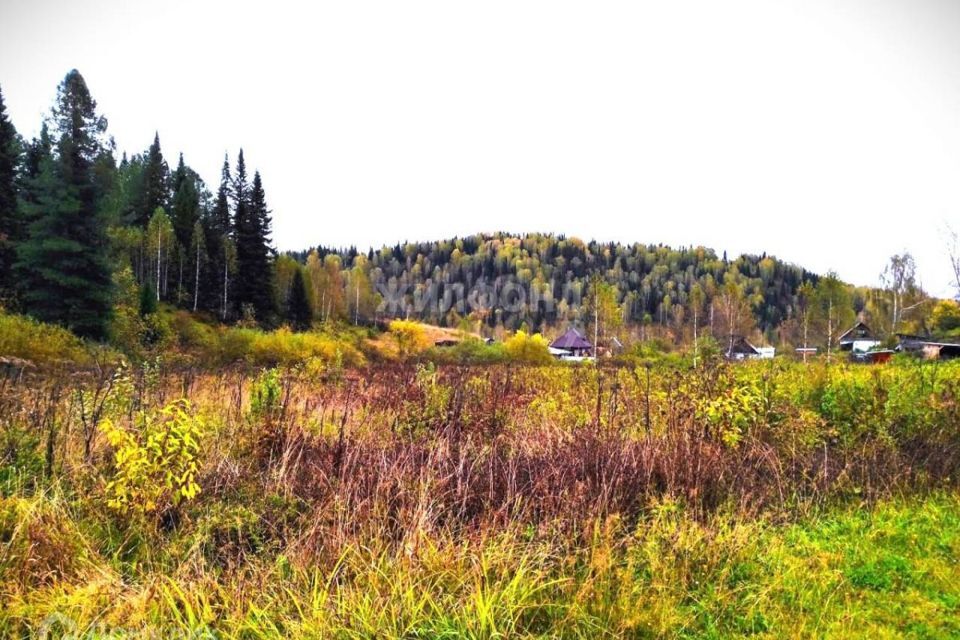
(2, 492, 958, 638)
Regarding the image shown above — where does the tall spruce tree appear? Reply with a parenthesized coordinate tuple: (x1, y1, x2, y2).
(136, 132, 169, 227)
(17, 124, 53, 234)
(234, 166, 277, 324)
(250, 170, 278, 321)
(231, 149, 249, 230)
(202, 155, 232, 317)
(91, 138, 117, 215)
(21, 124, 52, 186)
(114, 151, 145, 227)
(0, 84, 21, 304)
(170, 154, 204, 304)
(16, 70, 113, 338)
(170, 154, 201, 248)
(287, 267, 311, 330)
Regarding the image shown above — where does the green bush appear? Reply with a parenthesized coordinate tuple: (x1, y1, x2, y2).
(190, 504, 267, 569)
(427, 338, 506, 365)
(246, 327, 364, 368)
(0, 311, 94, 366)
(164, 313, 365, 368)
(250, 368, 283, 421)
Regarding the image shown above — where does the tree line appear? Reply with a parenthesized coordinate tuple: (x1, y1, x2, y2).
(0, 70, 954, 351)
(0, 70, 281, 338)
(296, 234, 950, 351)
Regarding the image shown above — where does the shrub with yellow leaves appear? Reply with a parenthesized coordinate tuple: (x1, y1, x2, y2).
(99, 399, 204, 522)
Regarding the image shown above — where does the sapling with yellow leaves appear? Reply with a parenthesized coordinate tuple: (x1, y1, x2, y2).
(99, 399, 204, 524)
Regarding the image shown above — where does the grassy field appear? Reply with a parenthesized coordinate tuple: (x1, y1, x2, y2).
(1, 357, 959, 637)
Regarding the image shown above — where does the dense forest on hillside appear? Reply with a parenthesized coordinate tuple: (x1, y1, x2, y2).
(296, 235, 818, 334)
(0, 70, 956, 356)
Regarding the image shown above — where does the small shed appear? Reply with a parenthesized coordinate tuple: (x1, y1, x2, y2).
(897, 335, 960, 360)
(549, 328, 594, 358)
(838, 322, 881, 353)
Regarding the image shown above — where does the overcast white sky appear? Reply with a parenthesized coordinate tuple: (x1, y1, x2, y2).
(1, 0, 959, 294)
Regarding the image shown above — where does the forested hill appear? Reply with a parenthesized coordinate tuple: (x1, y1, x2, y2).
(289, 233, 822, 335)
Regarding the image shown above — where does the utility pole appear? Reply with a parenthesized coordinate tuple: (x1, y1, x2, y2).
(827, 298, 833, 363)
(594, 295, 599, 359)
(802, 307, 810, 363)
(644, 361, 651, 432)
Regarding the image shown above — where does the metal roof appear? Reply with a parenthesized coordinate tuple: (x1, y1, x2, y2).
(550, 328, 593, 350)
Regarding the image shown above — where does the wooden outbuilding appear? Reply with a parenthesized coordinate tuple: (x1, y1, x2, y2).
(896, 334, 960, 360)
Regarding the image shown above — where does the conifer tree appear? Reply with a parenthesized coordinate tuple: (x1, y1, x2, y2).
(91, 139, 117, 214)
(21, 124, 52, 189)
(16, 70, 113, 338)
(139, 279, 157, 316)
(169, 154, 204, 304)
(0, 84, 20, 304)
(212, 155, 232, 234)
(202, 155, 232, 317)
(220, 236, 237, 321)
(16, 125, 53, 265)
(229, 151, 251, 317)
(170, 154, 202, 248)
(233, 155, 276, 324)
(136, 132, 169, 227)
(113, 152, 145, 228)
(231, 149, 248, 229)
(249, 170, 277, 317)
(287, 267, 312, 331)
